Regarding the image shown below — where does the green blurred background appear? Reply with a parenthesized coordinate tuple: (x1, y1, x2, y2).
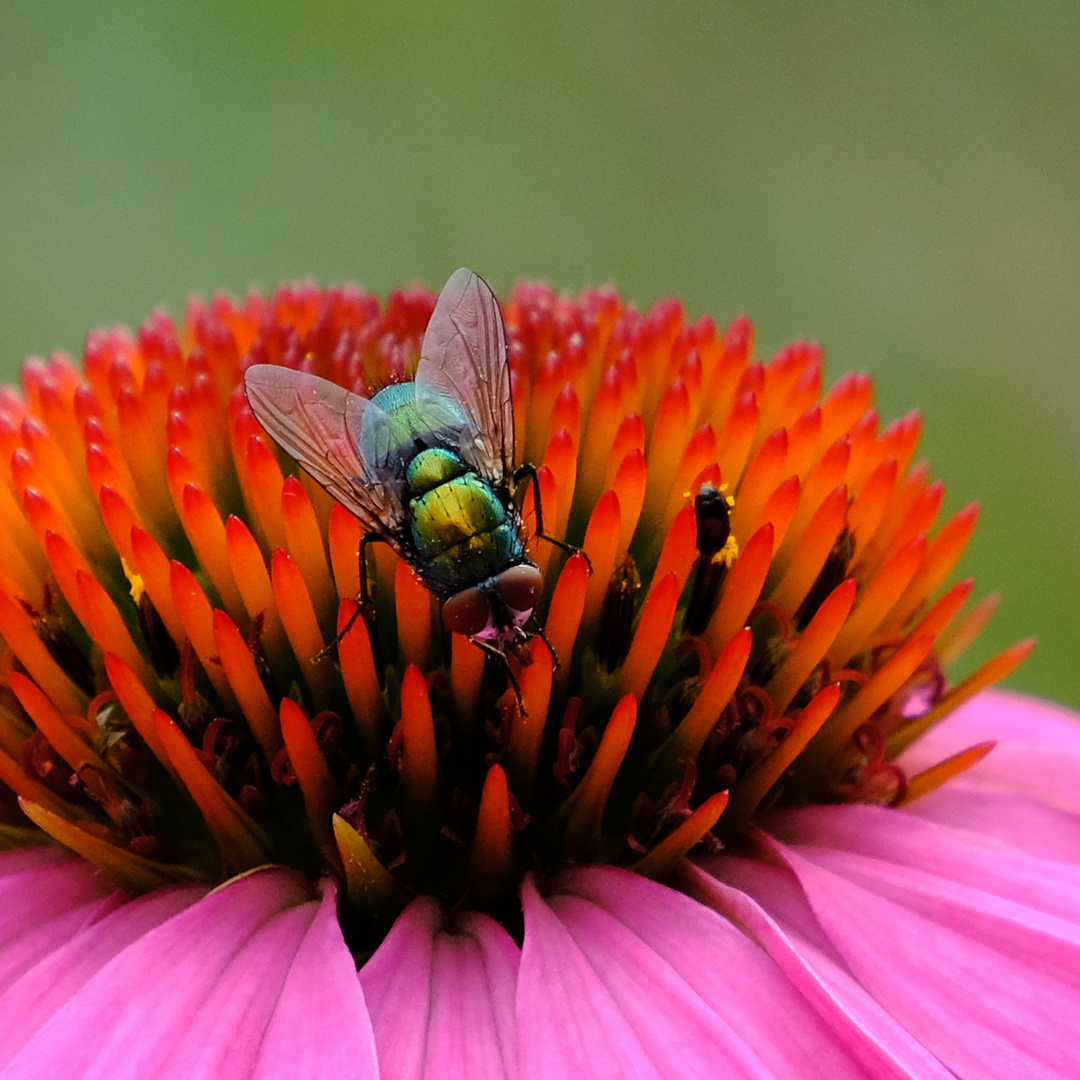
(0, 2, 1076, 706)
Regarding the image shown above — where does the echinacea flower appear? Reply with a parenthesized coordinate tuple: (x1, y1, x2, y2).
(0, 270, 1075, 1080)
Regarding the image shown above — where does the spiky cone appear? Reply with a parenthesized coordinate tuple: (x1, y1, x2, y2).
(0, 277, 1074, 1080)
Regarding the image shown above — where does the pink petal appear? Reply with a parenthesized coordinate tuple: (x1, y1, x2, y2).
(901, 691, 1080, 817)
(706, 811, 1080, 1080)
(767, 803, 1080, 922)
(359, 897, 519, 1080)
(907, 691, 1080, 757)
(684, 862, 953, 1079)
(0, 847, 121, 990)
(1, 866, 378, 1080)
(904, 783, 1080, 862)
(251, 879, 380, 1079)
(517, 866, 871, 1080)
(0, 875, 208, 1067)
(899, 691, 1080, 860)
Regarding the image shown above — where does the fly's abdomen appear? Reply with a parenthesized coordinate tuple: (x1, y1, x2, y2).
(406, 449, 524, 594)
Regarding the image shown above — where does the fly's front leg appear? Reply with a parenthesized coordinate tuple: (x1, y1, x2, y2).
(527, 614, 561, 671)
(356, 533, 388, 611)
(513, 463, 593, 572)
(313, 532, 389, 686)
(469, 635, 527, 714)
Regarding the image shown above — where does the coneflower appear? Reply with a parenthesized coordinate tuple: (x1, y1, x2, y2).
(0, 271, 1073, 1080)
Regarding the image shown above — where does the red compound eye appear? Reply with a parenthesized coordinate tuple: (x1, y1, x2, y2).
(442, 587, 492, 637)
(494, 564, 542, 615)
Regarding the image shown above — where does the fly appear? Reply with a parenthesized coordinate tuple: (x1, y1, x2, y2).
(244, 268, 581, 694)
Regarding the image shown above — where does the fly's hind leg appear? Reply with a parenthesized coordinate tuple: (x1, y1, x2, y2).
(513, 463, 593, 573)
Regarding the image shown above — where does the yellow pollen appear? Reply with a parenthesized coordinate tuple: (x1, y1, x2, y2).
(122, 559, 146, 605)
(715, 535, 739, 568)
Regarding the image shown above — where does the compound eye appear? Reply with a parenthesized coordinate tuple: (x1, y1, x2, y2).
(442, 587, 492, 637)
(494, 564, 542, 616)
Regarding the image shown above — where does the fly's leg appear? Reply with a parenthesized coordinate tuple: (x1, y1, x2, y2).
(513, 463, 593, 572)
(313, 533, 388, 687)
(526, 614, 561, 672)
(469, 636, 527, 714)
(355, 533, 388, 611)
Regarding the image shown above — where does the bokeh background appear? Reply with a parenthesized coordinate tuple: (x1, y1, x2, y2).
(0, 2, 1076, 706)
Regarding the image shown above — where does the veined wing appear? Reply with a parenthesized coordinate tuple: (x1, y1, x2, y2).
(243, 364, 407, 537)
(414, 268, 514, 484)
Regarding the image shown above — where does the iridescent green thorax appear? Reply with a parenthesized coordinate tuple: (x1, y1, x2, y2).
(406, 446, 468, 492)
(366, 382, 469, 470)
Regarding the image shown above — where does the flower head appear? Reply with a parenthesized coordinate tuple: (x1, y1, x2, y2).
(0, 271, 1070, 1079)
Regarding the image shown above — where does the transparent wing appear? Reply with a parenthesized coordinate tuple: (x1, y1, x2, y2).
(243, 364, 407, 537)
(414, 268, 514, 483)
